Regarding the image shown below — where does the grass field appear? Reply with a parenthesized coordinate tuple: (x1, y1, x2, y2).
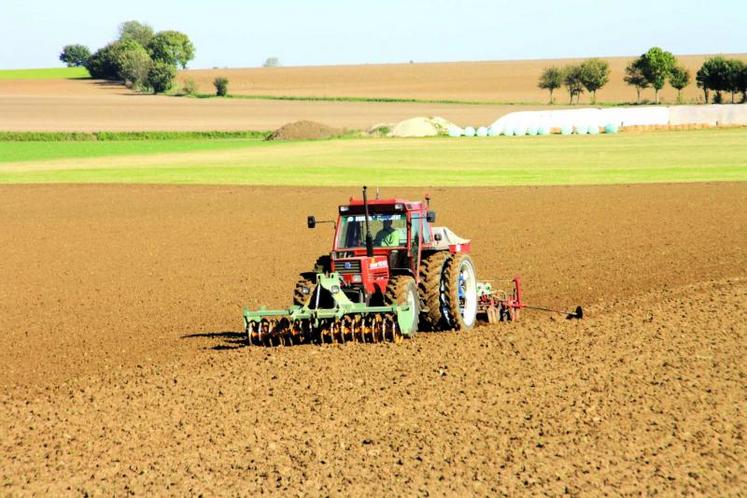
(1, 128, 745, 186)
(0, 67, 89, 80)
(0, 137, 268, 163)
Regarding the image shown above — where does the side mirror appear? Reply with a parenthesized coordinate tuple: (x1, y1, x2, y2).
(307, 215, 316, 229)
(426, 210, 436, 223)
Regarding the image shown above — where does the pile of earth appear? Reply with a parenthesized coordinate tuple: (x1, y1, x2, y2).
(267, 120, 343, 141)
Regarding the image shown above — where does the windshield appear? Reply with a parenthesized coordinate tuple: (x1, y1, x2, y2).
(336, 214, 407, 249)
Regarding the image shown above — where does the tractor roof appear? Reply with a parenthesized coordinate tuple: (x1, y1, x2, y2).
(343, 197, 426, 211)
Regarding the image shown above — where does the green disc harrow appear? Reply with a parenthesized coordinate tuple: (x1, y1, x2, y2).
(243, 273, 416, 346)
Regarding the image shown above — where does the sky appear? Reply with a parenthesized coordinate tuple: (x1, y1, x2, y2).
(1, 0, 745, 69)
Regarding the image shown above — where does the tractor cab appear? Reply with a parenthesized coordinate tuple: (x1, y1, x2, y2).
(307, 190, 435, 302)
(333, 198, 433, 299)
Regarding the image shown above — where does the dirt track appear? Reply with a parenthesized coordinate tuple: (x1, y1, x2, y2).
(1, 184, 745, 495)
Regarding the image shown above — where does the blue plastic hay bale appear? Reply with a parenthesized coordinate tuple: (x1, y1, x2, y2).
(574, 125, 589, 135)
(560, 125, 573, 135)
(604, 123, 619, 134)
(476, 126, 488, 137)
(503, 128, 514, 137)
(487, 126, 500, 137)
(538, 126, 550, 135)
(513, 127, 526, 136)
(526, 126, 538, 136)
(588, 125, 599, 135)
(464, 126, 476, 137)
(447, 125, 462, 137)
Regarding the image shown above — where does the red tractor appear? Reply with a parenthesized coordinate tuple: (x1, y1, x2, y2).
(243, 187, 582, 345)
(244, 187, 478, 344)
(302, 186, 478, 332)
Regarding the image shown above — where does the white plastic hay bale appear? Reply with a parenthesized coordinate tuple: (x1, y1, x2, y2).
(588, 125, 599, 135)
(503, 128, 514, 137)
(487, 126, 500, 136)
(604, 123, 619, 134)
(574, 125, 589, 135)
(560, 125, 573, 135)
(476, 126, 488, 137)
(464, 126, 476, 137)
(513, 126, 527, 136)
(526, 126, 538, 136)
(447, 125, 463, 137)
(538, 126, 551, 135)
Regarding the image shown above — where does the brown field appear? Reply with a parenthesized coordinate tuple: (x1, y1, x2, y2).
(1, 183, 745, 495)
(2, 54, 746, 132)
(184, 54, 747, 103)
(0, 93, 525, 132)
(180, 54, 747, 103)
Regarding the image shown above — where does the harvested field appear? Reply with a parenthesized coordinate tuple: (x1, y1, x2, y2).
(1, 183, 745, 495)
(0, 94, 518, 132)
(183, 54, 747, 103)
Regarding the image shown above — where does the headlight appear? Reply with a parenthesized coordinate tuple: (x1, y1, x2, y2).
(330, 285, 340, 294)
(351, 274, 362, 283)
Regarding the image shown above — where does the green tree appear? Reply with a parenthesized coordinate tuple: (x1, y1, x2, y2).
(538, 66, 562, 104)
(116, 42, 153, 89)
(85, 43, 120, 79)
(697, 56, 732, 103)
(214, 77, 229, 96)
(736, 64, 747, 103)
(147, 31, 195, 69)
(147, 61, 176, 94)
(118, 20, 155, 47)
(563, 65, 584, 104)
(669, 65, 691, 103)
(59, 44, 91, 67)
(638, 47, 677, 104)
(263, 57, 280, 68)
(579, 58, 610, 104)
(624, 58, 649, 104)
(726, 59, 745, 104)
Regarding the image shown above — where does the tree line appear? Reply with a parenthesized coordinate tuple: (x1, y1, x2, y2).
(59, 21, 195, 94)
(538, 47, 747, 105)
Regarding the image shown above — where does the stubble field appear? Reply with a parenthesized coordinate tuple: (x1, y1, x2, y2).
(1, 183, 745, 495)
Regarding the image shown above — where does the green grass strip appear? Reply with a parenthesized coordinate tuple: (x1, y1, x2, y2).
(0, 130, 271, 142)
(0, 67, 90, 80)
(1, 128, 745, 187)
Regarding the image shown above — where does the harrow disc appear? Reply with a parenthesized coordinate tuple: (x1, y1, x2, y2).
(245, 313, 404, 347)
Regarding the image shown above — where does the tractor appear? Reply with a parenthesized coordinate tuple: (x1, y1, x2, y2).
(244, 186, 478, 345)
(243, 187, 582, 346)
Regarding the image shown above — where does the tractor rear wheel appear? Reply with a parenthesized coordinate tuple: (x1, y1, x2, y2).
(418, 251, 451, 330)
(442, 254, 478, 330)
(385, 275, 419, 336)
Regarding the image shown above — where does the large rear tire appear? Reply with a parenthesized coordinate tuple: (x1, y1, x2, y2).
(418, 251, 451, 330)
(385, 275, 419, 336)
(442, 254, 478, 330)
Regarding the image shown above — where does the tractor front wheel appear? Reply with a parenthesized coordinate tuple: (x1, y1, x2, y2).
(442, 254, 478, 330)
(385, 275, 419, 336)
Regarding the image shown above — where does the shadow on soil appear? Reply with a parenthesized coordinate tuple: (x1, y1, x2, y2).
(182, 331, 247, 351)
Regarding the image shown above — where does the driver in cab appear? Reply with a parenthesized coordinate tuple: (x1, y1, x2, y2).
(374, 219, 398, 247)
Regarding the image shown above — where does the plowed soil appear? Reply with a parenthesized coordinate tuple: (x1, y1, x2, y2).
(1, 184, 745, 495)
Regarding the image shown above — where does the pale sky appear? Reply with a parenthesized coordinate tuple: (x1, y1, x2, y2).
(1, 0, 745, 69)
